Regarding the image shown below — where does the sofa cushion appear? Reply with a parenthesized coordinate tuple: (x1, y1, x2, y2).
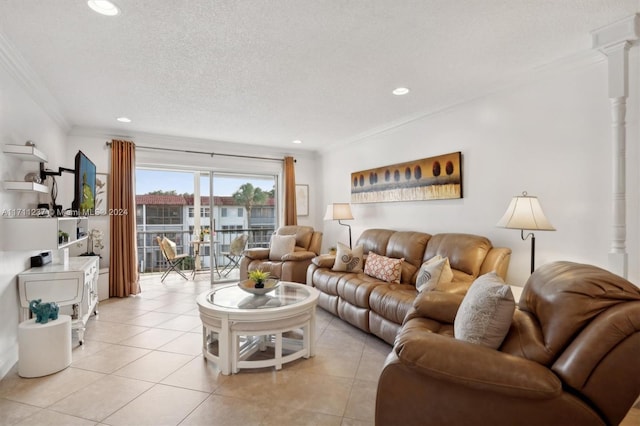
(424, 233, 492, 277)
(385, 231, 432, 283)
(454, 272, 515, 349)
(269, 234, 296, 260)
(337, 273, 387, 308)
(364, 252, 404, 283)
(416, 256, 454, 292)
(369, 283, 418, 325)
(276, 225, 314, 250)
(333, 243, 364, 273)
(356, 229, 395, 256)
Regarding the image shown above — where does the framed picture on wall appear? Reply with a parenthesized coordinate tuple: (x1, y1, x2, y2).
(94, 173, 109, 215)
(296, 184, 309, 216)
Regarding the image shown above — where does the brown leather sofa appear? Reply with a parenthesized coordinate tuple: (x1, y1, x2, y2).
(307, 229, 511, 344)
(376, 261, 640, 426)
(240, 225, 322, 284)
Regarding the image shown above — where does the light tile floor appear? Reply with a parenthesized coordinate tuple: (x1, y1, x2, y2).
(0, 273, 388, 426)
(1, 273, 638, 426)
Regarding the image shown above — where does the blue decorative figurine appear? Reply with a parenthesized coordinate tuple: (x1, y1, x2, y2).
(29, 299, 60, 324)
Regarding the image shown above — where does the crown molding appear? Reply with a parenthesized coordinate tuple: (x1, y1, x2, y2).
(0, 31, 70, 131)
(321, 48, 605, 153)
(592, 14, 639, 50)
(69, 126, 319, 160)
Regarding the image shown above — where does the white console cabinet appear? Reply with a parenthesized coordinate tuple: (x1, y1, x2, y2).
(18, 256, 99, 344)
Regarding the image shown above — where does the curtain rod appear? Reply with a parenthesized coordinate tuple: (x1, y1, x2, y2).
(105, 141, 290, 162)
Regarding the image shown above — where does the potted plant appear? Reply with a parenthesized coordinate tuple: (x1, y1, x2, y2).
(248, 269, 270, 288)
(58, 230, 69, 244)
(329, 246, 337, 255)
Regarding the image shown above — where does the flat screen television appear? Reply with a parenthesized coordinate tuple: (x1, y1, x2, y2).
(72, 151, 96, 216)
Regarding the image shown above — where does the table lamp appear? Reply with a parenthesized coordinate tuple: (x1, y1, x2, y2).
(497, 191, 555, 274)
(324, 203, 354, 248)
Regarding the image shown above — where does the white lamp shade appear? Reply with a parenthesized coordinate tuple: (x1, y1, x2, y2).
(324, 203, 354, 221)
(497, 193, 555, 231)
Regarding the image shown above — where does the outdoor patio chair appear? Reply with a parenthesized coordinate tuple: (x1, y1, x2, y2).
(219, 234, 249, 277)
(156, 236, 189, 282)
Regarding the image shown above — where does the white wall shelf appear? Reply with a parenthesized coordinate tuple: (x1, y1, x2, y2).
(3, 144, 48, 194)
(2, 217, 88, 251)
(2, 144, 48, 162)
(3, 181, 48, 193)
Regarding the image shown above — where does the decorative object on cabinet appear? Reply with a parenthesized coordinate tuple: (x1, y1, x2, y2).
(18, 256, 99, 345)
(497, 191, 555, 274)
(296, 184, 309, 216)
(324, 203, 354, 248)
(351, 151, 462, 203)
(28, 299, 60, 324)
(80, 228, 104, 257)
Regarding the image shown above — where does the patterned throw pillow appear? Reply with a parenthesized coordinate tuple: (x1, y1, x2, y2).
(416, 255, 454, 292)
(364, 252, 404, 283)
(332, 243, 364, 272)
(454, 272, 515, 349)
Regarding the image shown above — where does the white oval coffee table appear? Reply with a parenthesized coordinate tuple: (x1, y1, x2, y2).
(196, 281, 319, 375)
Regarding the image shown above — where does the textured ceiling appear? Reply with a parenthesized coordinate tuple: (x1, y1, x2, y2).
(0, 1, 637, 151)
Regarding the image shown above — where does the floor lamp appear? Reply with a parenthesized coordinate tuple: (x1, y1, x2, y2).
(497, 191, 555, 274)
(324, 203, 354, 249)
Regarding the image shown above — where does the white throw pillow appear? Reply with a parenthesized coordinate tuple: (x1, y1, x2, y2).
(416, 255, 454, 292)
(332, 243, 364, 273)
(269, 234, 296, 260)
(454, 272, 515, 349)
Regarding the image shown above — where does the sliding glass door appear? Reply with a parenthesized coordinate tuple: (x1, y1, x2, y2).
(211, 172, 277, 283)
(135, 168, 277, 285)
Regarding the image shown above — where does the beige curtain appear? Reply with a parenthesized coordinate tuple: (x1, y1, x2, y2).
(283, 156, 297, 226)
(109, 140, 140, 297)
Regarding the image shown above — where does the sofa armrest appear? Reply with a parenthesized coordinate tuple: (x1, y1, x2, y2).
(394, 330, 561, 399)
(311, 254, 335, 268)
(408, 291, 464, 324)
(281, 251, 316, 261)
(243, 247, 270, 260)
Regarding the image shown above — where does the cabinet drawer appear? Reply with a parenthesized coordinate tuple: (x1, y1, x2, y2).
(18, 274, 84, 308)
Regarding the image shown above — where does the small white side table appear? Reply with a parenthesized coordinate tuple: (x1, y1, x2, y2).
(18, 315, 72, 377)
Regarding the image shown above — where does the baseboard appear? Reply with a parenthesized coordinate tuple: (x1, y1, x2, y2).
(0, 347, 18, 380)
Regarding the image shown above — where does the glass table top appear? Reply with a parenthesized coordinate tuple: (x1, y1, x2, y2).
(208, 283, 311, 310)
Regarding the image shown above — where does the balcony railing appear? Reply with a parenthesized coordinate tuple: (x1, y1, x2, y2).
(137, 226, 275, 274)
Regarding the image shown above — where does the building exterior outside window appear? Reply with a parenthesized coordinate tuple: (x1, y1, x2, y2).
(136, 194, 275, 272)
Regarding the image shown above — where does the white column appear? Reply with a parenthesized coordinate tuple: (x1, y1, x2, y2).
(592, 15, 639, 277)
(604, 42, 629, 277)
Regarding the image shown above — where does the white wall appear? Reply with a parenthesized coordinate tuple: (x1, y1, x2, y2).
(319, 53, 639, 287)
(0, 65, 69, 378)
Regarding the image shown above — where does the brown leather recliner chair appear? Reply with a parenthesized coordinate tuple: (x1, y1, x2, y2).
(240, 225, 322, 284)
(376, 261, 640, 426)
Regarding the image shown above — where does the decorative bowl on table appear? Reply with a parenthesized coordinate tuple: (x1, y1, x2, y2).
(238, 278, 280, 295)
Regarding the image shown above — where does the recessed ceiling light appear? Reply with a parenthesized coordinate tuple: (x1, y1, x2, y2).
(87, 0, 120, 16)
(292, 140, 302, 144)
(116, 117, 131, 123)
(392, 87, 410, 96)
